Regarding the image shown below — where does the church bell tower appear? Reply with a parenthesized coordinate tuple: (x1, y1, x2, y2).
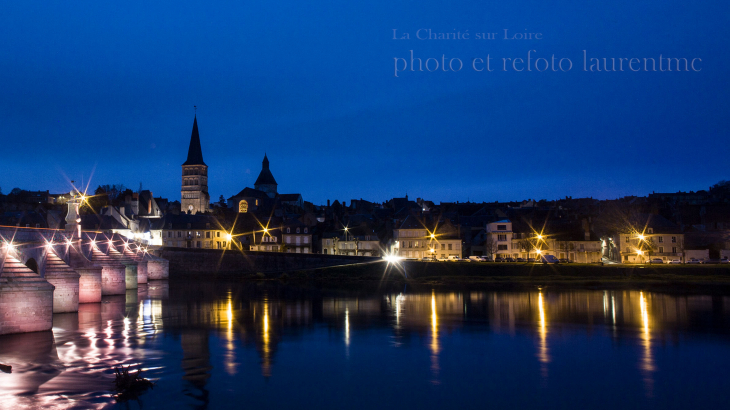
(181, 114, 209, 214)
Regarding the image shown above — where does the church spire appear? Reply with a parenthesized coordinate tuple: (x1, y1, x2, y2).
(183, 115, 206, 166)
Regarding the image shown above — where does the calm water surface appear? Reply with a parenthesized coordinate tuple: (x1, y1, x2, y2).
(1, 280, 730, 409)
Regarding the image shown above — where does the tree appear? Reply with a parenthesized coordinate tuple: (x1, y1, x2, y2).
(10, 188, 22, 195)
(97, 184, 126, 203)
(484, 235, 499, 258)
(218, 195, 227, 208)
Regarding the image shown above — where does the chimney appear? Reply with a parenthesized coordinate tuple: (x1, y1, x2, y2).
(327, 199, 330, 207)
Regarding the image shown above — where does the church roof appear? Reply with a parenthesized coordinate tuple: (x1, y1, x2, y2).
(183, 116, 206, 166)
(254, 154, 277, 186)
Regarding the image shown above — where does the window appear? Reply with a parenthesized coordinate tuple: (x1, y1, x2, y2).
(196, 241, 201, 248)
(497, 225, 507, 231)
(304, 228, 308, 233)
(239, 200, 248, 213)
(273, 237, 277, 243)
(671, 236, 677, 243)
(672, 247, 677, 253)
(168, 232, 172, 238)
(498, 245, 508, 250)
(304, 237, 309, 244)
(206, 232, 211, 238)
(255, 199, 259, 206)
(648, 228, 653, 234)
(658, 237, 663, 243)
(286, 236, 291, 244)
(441, 244, 445, 250)
(217, 232, 220, 237)
(659, 246, 664, 253)
(177, 231, 182, 238)
(448, 244, 453, 250)
(498, 234, 507, 241)
(296, 228, 300, 233)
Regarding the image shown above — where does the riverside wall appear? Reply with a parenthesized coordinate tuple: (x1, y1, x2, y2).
(156, 248, 380, 275)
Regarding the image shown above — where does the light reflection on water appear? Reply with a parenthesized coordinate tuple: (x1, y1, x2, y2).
(1, 281, 730, 409)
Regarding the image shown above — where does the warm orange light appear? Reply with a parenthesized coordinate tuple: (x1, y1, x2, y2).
(226, 233, 232, 241)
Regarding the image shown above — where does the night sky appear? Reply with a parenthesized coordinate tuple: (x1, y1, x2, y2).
(1, 1, 726, 205)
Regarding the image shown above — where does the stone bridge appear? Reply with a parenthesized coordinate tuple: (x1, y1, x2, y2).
(0, 225, 169, 336)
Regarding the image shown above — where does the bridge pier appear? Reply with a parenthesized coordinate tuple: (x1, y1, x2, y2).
(44, 249, 80, 313)
(147, 256, 170, 280)
(68, 244, 103, 303)
(89, 247, 126, 295)
(0, 253, 54, 335)
(107, 246, 139, 290)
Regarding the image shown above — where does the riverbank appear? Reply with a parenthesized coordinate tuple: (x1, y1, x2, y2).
(169, 260, 730, 293)
(278, 261, 730, 293)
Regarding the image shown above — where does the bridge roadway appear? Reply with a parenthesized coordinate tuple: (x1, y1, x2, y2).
(0, 226, 169, 335)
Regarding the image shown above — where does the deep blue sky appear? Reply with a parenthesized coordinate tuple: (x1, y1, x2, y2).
(1, 1, 727, 205)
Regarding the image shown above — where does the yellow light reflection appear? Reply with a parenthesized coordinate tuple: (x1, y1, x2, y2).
(225, 296, 236, 375)
(430, 291, 440, 385)
(639, 291, 655, 397)
(537, 291, 550, 380)
(262, 298, 271, 377)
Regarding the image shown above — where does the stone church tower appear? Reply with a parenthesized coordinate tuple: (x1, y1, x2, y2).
(181, 115, 209, 214)
(254, 154, 278, 198)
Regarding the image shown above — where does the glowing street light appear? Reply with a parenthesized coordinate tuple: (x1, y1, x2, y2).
(45, 241, 55, 249)
(535, 249, 543, 255)
(3, 242, 15, 251)
(225, 233, 232, 241)
(638, 234, 645, 241)
(537, 234, 543, 240)
(430, 233, 436, 240)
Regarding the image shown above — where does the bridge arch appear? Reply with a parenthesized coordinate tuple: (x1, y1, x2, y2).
(25, 257, 39, 274)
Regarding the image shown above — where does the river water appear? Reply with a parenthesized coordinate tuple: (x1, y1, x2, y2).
(1, 280, 729, 409)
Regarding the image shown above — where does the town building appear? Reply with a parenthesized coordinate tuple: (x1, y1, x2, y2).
(611, 214, 684, 263)
(392, 215, 461, 259)
(155, 214, 231, 249)
(485, 219, 514, 259)
(321, 226, 380, 256)
(281, 219, 313, 253)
